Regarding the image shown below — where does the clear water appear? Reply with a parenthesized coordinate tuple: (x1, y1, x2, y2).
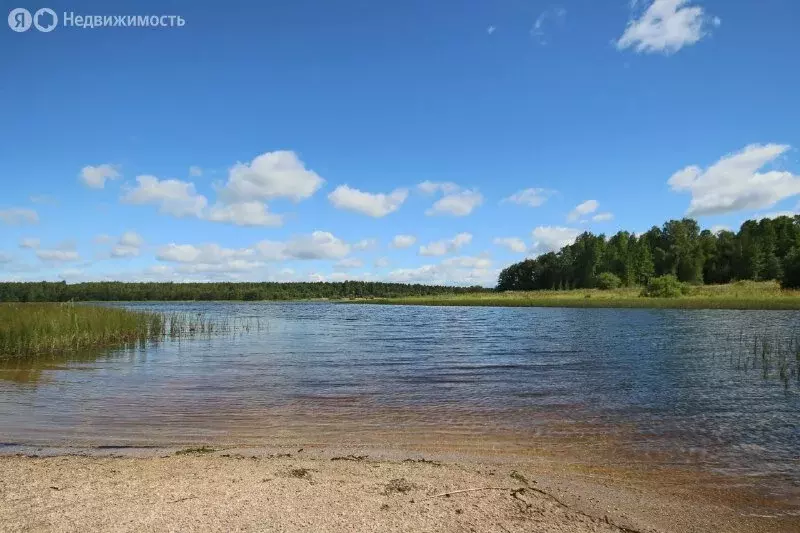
(1, 303, 798, 500)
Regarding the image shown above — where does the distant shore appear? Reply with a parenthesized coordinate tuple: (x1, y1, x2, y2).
(345, 282, 800, 310)
(2, 446, 797, 533)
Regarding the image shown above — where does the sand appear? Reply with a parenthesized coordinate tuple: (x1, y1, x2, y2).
(2, 446, 798, 533)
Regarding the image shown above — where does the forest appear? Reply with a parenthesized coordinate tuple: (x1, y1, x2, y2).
(0, 281, 488, 302)
(498, 215, 800, 291)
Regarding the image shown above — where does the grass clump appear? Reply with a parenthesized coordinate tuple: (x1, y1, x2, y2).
(0, 303, 164, 359)
(175, 446, 216, 455)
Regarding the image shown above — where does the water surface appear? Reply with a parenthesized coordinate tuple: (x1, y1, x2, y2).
(1, 303, 798, 502)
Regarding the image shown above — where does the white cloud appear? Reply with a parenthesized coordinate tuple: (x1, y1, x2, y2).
(111, 231, 145, 258)
(668, 144, 800, 216)
(122, 175, 208, 218)
(503, 188, 553, 207)
(568, 200, 599, 221)
(374, 257, 390, 268)
(592, 212, 614, 222)
(353, 238, 378, 251)
(157, 243, 255, 264)
(93, 234, 113, 244)
(531, 226, 581, 255)
(283, 231, 350, 260)
(206, 201, 283, 227)
(334, 257, 363, 270)
(36, 249, 80, 262)
(29, 195, 57, 205)
(419, 233, 472, 256)
(80, 164, 121, 189)
(426, 189, 483, 216)
(617, 0, 717, 55)
(391, 235, 417, 249)
(0, 208, 38, 225)
(0, 252, 12, 263)
(217, 150, 324, 203)
(532, 6, 567, 45)
(189, 166, 203, 177)
(19, 237, 40, 249)
(494, 237, 527, 253)
(388, 255, 496, 286)
(328, 185, 408, 217)
(417, 181, 460, 195)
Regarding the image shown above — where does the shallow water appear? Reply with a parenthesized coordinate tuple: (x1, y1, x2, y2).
(1, 303, 798, 500)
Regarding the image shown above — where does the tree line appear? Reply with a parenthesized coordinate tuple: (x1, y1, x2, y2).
(0, 281, 489, 302)
(498, 215, 800, 291)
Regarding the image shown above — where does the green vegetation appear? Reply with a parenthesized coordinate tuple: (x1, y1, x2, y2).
(0, 303, 164, 358)
(499, 215, 800, 291)
(596, 272, 622, 290)
(0, 281, 488, 302)
(357, 281, 800, 309)
(0, 303, 265, 359)
(722, 333, 800, 388)
(641, 274, 689, 298)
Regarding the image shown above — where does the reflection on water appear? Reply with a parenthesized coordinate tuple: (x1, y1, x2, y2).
(1, 303, 798, 500)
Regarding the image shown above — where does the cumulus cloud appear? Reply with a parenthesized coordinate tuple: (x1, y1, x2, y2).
(503, 188, 553, 207)
(283, 231, 350, 260)
(494, 237, 527, 253)
(419, 233, 472, 257)
(426, 189, 483, 216)
(19, 237, 40, 249)
(531, 226, 581, 255)
(391, 235, 417, 249)
(532, 6, 566, 45)
(206, 201, 283, 227)
(353, 238, 378, 251)
(592, 212, 614, 222)
(374, 257, 390, 268)
(189, 166, 203, 177)
(157, 243, 254, 264)
(417, 181, 483, 217)
(217, 151, 324, 203)
(122, 175, 208, 217)
(388, 255, 496, 286)
(567, 200, 599, 221)
(36, 249, 80, 262)
(111, 231, 145, 258)
(617, 0, 718, 55)
(328, 185, 408, 217)
(80, 164, 121, 189)
(668, 144, 800, 216)
(0, 208, 39, 225)
(417, 181, 460, 195)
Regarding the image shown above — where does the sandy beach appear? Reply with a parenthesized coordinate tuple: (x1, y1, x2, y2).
(2, 445, 798, 533)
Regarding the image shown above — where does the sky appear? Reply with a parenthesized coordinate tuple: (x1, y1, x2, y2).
(1, 0, 799, 286)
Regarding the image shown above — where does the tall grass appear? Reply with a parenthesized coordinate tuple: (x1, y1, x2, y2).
(0, 303, 164, 358)
(0, 303, 264, 359)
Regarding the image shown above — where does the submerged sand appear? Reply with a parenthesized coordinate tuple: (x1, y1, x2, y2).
(1, 446, 797, 533)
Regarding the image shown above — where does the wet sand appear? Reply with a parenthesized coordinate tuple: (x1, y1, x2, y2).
(2, 445, 798, 533)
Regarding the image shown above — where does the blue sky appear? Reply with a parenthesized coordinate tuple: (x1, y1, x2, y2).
(1, 0, 799, 285)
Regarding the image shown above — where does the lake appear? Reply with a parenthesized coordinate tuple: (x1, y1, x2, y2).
(1, 303, 798, 504)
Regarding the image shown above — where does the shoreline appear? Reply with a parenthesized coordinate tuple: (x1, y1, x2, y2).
(2, 444, 798, 533)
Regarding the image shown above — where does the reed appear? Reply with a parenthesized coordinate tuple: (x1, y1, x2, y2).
(0, 303, 265, 359)
(0, 303, 164, 358)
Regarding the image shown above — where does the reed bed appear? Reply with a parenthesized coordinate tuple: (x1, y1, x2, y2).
(0, 303, 264, 359)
